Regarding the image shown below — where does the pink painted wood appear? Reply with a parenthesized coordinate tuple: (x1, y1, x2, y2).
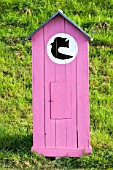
(56, 119, 67, 147)
(44, 18, 56, 148)
(32, 147, 92, 157)
(51, 83, 72, 119)
(31, 14, 92, 157)
(54, 16, 67, 148)
(76, 29, 90, 149)
(64, 19, 77, 148)
(32, 29, 45, 148)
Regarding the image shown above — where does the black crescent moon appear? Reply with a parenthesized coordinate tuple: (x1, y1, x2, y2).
(51, 37, 73, 60)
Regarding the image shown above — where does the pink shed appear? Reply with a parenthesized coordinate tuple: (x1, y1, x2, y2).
(26, 10, 92, 157)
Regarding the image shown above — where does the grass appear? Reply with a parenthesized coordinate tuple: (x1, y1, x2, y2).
(0, 0, 113, 169)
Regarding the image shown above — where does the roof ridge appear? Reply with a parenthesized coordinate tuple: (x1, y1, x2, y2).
(26, 10, 92, 41)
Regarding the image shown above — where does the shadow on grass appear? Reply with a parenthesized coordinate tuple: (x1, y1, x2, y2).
(0, 130, 83, 169)
(1, 132, 113, 169)
(0, 131, 32, 155)
(1, 125, 113, 169)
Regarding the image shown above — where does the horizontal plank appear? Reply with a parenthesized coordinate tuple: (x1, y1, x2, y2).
(31, 146, 92, 157)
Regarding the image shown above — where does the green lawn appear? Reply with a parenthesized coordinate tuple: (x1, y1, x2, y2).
(0, 0, 113, 169)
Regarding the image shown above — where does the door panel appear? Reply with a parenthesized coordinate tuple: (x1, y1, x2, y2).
(50, 83, 72, 119)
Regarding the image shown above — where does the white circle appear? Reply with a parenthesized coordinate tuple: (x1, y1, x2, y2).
(47, 33, 78, 64)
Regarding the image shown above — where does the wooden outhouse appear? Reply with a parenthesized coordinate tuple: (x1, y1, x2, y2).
(26, 10, 92, 157)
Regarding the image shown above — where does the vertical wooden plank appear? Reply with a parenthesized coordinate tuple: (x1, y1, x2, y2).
(44, 19, 56, 147)
(56, 120, 67, 148)
(32, 29, 45, 148)
(76, 29, 90, 148)
(54, 15, 67, 148)
(55, 15, 66, 83)
(64, 19, 77, 148)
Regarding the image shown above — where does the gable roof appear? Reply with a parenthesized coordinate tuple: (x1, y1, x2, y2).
(26, 10, 92, 41)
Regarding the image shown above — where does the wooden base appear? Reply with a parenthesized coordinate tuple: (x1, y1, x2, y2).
(31, 146, 92, 157)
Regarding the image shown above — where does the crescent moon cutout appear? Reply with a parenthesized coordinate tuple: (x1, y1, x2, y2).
(47, 33, 78, 64)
